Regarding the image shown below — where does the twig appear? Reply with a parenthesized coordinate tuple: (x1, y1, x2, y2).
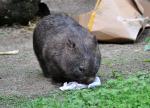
(0, 50, 19, 55)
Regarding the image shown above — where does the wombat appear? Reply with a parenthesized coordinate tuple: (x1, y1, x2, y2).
(33, 13, 101, 84)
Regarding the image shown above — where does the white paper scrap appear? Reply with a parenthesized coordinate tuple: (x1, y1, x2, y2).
(59, 76, 101, 91)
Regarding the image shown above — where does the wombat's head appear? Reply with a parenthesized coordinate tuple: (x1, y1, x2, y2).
(61, 30, 101, 84)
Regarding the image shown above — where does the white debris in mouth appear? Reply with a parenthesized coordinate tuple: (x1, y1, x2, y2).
(59, 76, 101, 91)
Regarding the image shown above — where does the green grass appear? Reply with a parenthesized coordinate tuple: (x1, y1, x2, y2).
(0, 73, 149, 108)
(144, 37, 150, 43)
(13, 72, 149, 108)
(144, 37, 150, 51)
(144, 37, 150, 62)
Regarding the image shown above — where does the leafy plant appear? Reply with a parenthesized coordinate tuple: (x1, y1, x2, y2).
(144, 59, 150, 62)
(144, 37, 150, 51)
(144, 37, 150, 43)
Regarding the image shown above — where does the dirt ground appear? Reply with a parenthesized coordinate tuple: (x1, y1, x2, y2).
(0, 24, 150, 97)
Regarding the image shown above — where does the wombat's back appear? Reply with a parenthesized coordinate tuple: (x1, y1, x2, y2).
(33, 13, 85, 53)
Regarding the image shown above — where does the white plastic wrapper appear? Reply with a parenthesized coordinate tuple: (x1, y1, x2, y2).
(59, 76, 101, 91)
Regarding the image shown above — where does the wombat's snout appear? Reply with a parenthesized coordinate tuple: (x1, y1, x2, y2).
(80, 76, 95, 84)
(87, 77, 95, 84)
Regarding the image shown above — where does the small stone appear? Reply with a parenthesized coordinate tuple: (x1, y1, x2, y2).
(0, 0, 40, 26)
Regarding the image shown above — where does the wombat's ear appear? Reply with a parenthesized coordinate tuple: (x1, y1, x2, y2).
(67, 39, 76, 48)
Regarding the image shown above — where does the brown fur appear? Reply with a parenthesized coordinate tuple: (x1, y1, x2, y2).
(33, 13, 101, 84)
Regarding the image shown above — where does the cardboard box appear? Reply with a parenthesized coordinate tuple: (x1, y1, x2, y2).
(75, 0, 149, 42)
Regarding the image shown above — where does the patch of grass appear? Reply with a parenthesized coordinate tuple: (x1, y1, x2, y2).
(144, 59, 150, 62)
(144, 37, 150, 62)
(144, 37, 150, 43)
(144, 37, 150, 51)
(17, 73, 150, 108)
(111, 70, 124, 79)
(0, 95, 28, 107)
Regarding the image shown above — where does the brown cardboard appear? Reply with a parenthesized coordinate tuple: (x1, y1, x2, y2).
(75, 0, 146, 42)
(134, 0, 150, 17)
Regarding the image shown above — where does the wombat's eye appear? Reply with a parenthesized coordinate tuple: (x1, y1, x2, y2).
(79, 66, 85, 72)
(67, 39, 76, 48)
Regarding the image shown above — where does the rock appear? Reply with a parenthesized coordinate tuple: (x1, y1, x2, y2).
(0, 0, 40, 26)
(36, 2, 50, 17)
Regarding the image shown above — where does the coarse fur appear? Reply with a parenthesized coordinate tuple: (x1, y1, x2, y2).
(33, 13, 101, 84)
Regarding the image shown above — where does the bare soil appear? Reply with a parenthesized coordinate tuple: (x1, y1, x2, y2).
(0, 25, 150, 97)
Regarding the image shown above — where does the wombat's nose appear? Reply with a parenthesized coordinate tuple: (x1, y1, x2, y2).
(81, 77, 95, 84)
(87, 77, 95, 84)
